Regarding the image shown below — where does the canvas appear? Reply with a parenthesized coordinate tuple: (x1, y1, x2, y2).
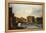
(5, 1, 45, 32)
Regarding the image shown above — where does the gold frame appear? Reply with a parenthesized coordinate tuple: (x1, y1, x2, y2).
(5, 1, 45, 32)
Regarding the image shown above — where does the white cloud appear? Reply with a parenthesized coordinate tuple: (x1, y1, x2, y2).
(10, 4, 42, 18)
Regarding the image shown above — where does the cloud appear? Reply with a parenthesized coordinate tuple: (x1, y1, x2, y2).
(30, 6, 42, 17)
(10, 4, 42, 18)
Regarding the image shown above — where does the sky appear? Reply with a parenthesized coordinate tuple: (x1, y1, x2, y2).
(10, 4, 42, 18)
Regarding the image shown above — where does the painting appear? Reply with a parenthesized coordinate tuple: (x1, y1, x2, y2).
(8, 1, 44, 31)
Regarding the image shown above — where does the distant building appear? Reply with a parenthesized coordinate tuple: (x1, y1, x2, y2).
(27, 16, 33, 23)
(20, 17, 26, 23)
(15, 17, 21, 23)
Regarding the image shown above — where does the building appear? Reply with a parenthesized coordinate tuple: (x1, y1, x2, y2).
(20, 17, 26, 23)
(27, 16, 35, 23)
